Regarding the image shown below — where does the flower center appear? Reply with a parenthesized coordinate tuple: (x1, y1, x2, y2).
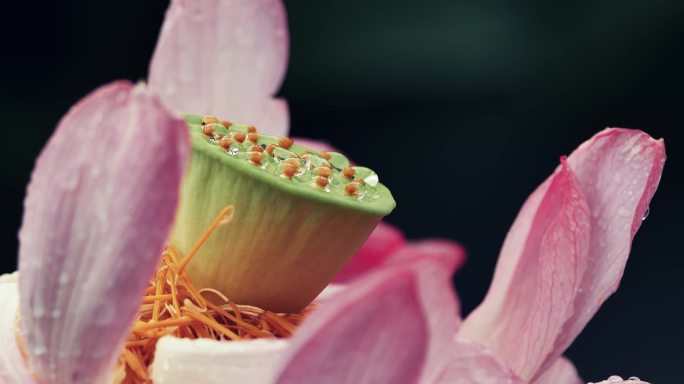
(119, 206, 314, 384)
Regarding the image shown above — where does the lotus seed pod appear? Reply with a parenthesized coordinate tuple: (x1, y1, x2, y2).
(170, 115, 396, 312)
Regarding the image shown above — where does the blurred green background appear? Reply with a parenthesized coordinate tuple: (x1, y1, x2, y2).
(1, 0, 682, 381)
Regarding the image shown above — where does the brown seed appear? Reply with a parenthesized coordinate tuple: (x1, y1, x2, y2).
(202, 115, 219, 125)
(285, 158, 300, 168)
(202, 124, 217, 136)
(345, 183, 359, 196)
(250, 145, 264, 153)
(265, 144, 276, 155)
(250, 152, 263, 164)
(343, 166, 355, 178)
(278, 137, 293, 149)
(316, 167, 331, 177)
(282, 163, 297, 178)
(315, 176, 329, 188)
(220, 120, 233, 127)
(248, 132, 259, 143)
(219, 137, 233, 149)
(354, 177, 366, 186)
(320, 151, 331, 160)
(234, 132, 246, 143)
(248, 125, 257, 133)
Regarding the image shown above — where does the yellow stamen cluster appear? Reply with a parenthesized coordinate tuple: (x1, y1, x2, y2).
(119, 206, 313, 384)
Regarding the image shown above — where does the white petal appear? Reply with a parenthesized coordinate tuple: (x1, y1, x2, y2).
(151, 336, 288, 384)
(0, 274, 36, 383)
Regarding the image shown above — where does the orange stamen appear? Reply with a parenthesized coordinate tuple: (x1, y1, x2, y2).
(201, 115, 219, 125)
(315, 176, 329, 188)
(119, 205, 314, 383)
(343, 166, 355, 179)
(278, 137, 293, 149)
(345, 182, 359, 196)
(176, 206, 235, 275)
(219, 137, 233, 149)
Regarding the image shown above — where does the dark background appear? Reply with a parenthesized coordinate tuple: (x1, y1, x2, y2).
(1, 0, 682, 381)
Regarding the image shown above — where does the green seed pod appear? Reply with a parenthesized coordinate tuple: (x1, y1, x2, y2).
(170, 115, 396, 312)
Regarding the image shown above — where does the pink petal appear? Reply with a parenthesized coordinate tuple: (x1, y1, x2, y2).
(333, 221, 405, 283)
(460, 129, 665, 382)
(17, 81, 189, 383)
(460, 159, 592, 381)
(387, 241, 465, 383)
(0, 274, 36, 384)
(275, 252, 460, 384)
(555, 129, 666, 355)
(533, 357, 582, 384)
(438, 338, 522, 384)
(149, 0, 289, 136)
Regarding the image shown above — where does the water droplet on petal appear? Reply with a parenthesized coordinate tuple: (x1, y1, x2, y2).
(642, 207, 650, 221)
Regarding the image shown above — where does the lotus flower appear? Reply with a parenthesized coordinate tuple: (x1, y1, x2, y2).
(0, 0, 666, 383)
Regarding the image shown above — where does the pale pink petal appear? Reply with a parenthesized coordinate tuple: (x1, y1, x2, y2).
(252, 98, 289, 137)
(461, 129, 666, 382)
(387, 239, 467, 275)
(17, 81, 189, 384)
(460, 159, 592, 381)
(588, 376, 650, 384)
(152, 337, 288, 384)
(533, 357, 582, 384)
(149, 0, 289, 135)
(290, 137, 338, 153)
(275, 254, 460, 384)
(0, 274, 36, 384)
(438, 338, 522, 384)
(313, 283, 346, 303)
(334, 221, 405, 282)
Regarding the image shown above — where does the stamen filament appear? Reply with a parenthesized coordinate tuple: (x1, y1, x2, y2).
(118, 205, 314, 384)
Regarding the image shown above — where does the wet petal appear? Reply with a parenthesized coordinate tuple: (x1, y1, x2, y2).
(149, 0, 289, 135)
(460, 129, 665, 381)
(18, 81, 189, 383)
(152, 337, 288, 384)
(556, 128, 666, 355)
(334, 221, 405, 282)
(438, 338, 522, 384)
(533, 357, 582, 384)
(275, 253, 460, 384)
(460, 159, 591, 380)
(0, 274, 35, 383)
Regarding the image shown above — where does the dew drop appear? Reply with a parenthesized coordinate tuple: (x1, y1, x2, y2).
(642, 207, 650, 221)
(32, 295, 45, 318)
(32, 343, 47, 356)
(59, 271, 70, 285)
(617, 206, 631, 217)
